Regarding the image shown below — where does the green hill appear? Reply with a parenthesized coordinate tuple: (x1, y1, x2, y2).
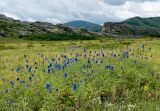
(0, 14, 96, 40)
(123, 16, 160, 28)
(63, 20, 102, 32)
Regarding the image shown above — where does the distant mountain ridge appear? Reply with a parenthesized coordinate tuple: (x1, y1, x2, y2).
(63, 20, 102, 32)
(103, 16, 160, 37)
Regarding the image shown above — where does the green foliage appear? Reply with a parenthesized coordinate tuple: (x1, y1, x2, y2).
(18, 32, 96, 41)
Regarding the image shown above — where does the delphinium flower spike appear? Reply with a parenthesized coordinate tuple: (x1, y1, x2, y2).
(73, 82, 77, 91)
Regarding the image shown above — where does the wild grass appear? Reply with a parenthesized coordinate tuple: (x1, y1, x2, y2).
(0, 38, 160, 111)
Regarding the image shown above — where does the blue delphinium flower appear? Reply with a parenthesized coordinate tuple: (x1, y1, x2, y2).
(105, 65, 114, 70)
(64, 63, 67, 67)
(55, 87, 59, 92)
(62, 66, 65, 70)
(73, 83, 77, 91)
(75, 54, 79, 58)
(55, 63, 61, 70)
(102, 53, 105, 57)
(10, 80, 14, 88)
(48, 68, 51, 73)
(64, 72, 67, 78)
(134, 60, 137, 64)
(124, 51, 129, 58)
(96, 58, 98, 64)
(6, 89, 8, 93)
(66, 60, 70, 64)
(49, 63, 52, 68)
(106, 65, 110, 69)
(64, 55, 67, 59)
(46, 83, 51, 92)
(88, 58, 90, 64)
(29, 76, 32, 81)
(26, 65, 29, 69)
(16, 67, 20, 72)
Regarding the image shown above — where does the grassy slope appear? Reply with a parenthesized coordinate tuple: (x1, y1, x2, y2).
(123, 17, 160, 29)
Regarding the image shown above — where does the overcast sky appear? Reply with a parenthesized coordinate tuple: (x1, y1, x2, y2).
(0, 0, 160, 24)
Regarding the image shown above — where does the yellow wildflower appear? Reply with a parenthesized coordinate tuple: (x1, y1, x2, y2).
(144, 85, 149, 91)
(0, 80, 3, 85)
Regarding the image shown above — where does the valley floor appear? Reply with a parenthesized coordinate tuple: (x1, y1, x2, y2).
(0, 37, 160, 111)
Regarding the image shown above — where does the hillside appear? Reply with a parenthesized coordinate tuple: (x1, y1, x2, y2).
(103, 17, 160, 37)
(0, 14, 96, 40)
(123, 16, 160, 28)
(63, 20, 102, 32)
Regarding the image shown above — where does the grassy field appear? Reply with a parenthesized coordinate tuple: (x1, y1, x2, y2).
(0, 37, 160, 111)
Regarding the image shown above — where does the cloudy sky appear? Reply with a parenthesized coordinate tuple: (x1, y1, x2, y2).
(0, 0, 160, 24)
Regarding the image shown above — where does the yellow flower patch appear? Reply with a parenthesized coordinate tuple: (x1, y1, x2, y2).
(144, 85, 149, 91)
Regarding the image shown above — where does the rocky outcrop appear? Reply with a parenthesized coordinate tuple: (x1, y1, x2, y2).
(103, 22, 160, 37)
(0, 14, 97, 41)
(102, 22, 135, 35)
(0, 14, 74, 37)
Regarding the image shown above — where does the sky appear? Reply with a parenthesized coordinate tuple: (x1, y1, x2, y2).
(0, 0, 160, 24)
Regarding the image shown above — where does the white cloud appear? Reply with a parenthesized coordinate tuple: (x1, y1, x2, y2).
(0, 0, 160, 24)
(103, 0, 158, 5)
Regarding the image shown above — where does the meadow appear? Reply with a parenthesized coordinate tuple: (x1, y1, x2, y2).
(0, 37, 160, 111)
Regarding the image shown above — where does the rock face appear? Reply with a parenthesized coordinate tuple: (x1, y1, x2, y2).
(102, 22, 135, 35)
(102, 17, 160, 37)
